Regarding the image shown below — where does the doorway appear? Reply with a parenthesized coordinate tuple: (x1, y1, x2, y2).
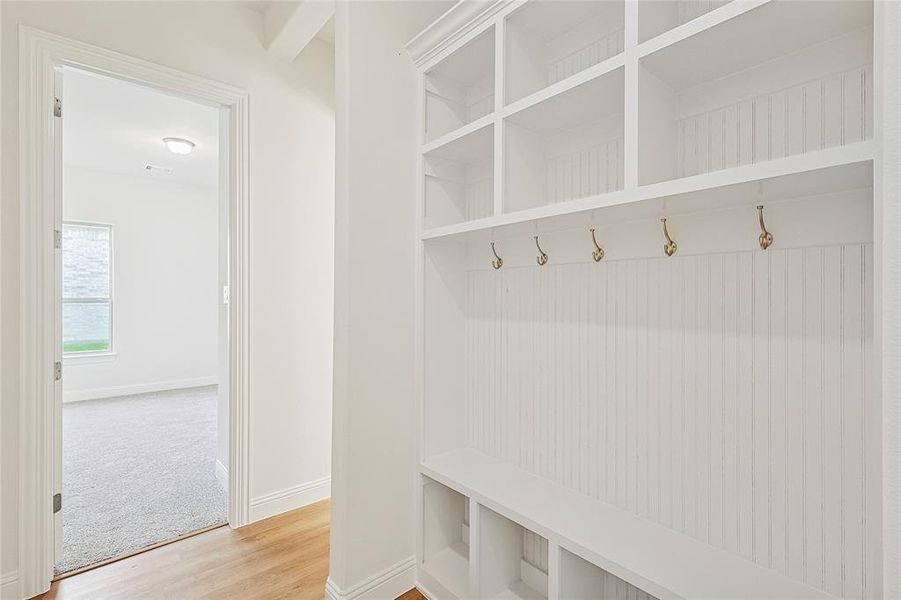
(19, 27, 250, 597)
(53, 67, 229, 574)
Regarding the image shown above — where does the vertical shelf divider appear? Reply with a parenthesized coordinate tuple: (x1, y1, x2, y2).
(494, 13, 506, 218)
(623, 0, 640, 191)
(468, 498, 481, 598)
(547, 541, 561, 600)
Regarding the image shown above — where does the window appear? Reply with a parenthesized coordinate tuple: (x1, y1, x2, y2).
(63, 222, 112, 354)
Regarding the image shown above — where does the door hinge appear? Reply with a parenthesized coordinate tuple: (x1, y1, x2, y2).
(54, 361, 62, 381)
(54, 97, 62, 118)
(53, 493, 62, 514)
(54, 229, 62, 249)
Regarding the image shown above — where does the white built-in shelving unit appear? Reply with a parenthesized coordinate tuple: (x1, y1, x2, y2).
(408, 1, 880, 598)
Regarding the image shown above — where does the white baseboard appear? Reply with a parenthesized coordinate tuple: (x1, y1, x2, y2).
(248, 476, 330, 522)
(0, 571, 18, 600)
(63, 376, 218, 402)
(215, 460, 228, 491)
(325, 557, 416, 600)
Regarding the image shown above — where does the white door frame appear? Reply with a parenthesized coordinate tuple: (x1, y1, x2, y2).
(18, 26, 251, 599)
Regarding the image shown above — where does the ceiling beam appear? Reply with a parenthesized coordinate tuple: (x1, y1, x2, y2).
(264, 0, 335, 61)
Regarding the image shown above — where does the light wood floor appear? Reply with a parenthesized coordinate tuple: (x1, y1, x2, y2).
(37, 499, 421, 600)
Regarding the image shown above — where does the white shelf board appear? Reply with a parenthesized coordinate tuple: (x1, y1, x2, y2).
(423, 541, 470, 599)
(640, 0, 873, 91)
(637, 0, 770, 60)
(501, 53, 626, 119)
(422, 114, 494, 157)
(505, 67, 624, 136)
(420, 141, 874, 241)
(422, 448, 837, 600)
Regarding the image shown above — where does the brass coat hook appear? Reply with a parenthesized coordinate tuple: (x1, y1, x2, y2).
(590, 228, 605, 262)
(490, 242, 503, 270)
(534, 235, 548, 266)
(661, 218, 677, 257)
(757, 205, 773, 250)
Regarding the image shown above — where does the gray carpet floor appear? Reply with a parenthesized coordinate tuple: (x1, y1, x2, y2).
(56, 385, 227, 574)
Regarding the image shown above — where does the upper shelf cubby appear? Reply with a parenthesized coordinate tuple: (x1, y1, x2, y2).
(505, 67, 624, 214)
(504, 0, 624, 104)
(638, 0, 731, 44)
(424, 122, 494, 229)
(638, 0, 873, 186)
(425, 27, 495, 143)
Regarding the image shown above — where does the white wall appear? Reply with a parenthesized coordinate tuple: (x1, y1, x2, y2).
(1, 2, 335, 594)
(62, 166, 219, 402)
(329, 2, 451, 597)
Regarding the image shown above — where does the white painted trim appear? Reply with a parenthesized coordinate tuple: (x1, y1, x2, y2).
(215, 460, 229, 491)
(18, 26, 251, 599)
(248, 477, 331, 523)
(62, 351, 117, 365)
(405, 0, 513, 69)
(876, 2, 901, 597)
(325, 557, 417, 600)
(0, 572, 19, 600)
(62, 377, 217, 403)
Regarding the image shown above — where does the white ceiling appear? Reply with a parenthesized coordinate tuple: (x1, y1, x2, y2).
(63, 68, 219, 188)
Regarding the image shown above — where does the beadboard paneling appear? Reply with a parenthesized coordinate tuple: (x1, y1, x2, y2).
(597, 569, 657, 600)
(546, 138, 624, 203)
(464, 245, 875, 599)
(677, 0, 731, 26)
(522, 530, 548, 573)
(547, 28, 624, 87)
(465, 174, 493, 221)
(676, 65, 873, 178)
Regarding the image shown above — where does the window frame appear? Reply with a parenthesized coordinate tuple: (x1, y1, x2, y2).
(62, 220, 114, 356)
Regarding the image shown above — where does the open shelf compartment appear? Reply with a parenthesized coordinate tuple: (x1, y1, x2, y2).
(559, 548, 658, 600)
(425, 27, 495, 143)
(638, 0, 873, 185)
(479, 506, 548, 600)
(504, 67, 624, 214)
(422, 476, 470, 599)
(424, 123, 494, 228)
(638, 0, 732, 44)
(505, 0, 624, 104)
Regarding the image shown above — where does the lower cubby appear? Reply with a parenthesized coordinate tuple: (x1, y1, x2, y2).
(559, 548, 657, 600)
(479, 507, 548, 600)
(422, 477, 470, 598)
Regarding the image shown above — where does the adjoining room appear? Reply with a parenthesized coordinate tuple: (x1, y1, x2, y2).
(57, 67, 227, 574)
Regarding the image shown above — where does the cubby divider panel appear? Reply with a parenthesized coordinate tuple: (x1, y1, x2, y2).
(422, 477, 470, 598)
(505, 0, 624, 104)
(425, 27, 495, 143)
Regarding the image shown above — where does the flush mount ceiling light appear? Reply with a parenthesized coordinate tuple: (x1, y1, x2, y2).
(162, 137, 195, 155)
